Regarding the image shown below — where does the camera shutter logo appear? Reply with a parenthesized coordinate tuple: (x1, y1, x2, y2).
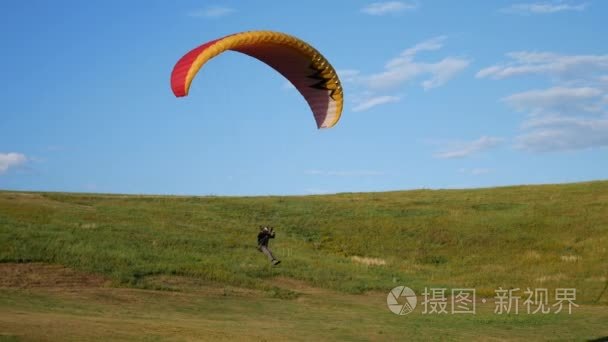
(387, 286, 417, 315)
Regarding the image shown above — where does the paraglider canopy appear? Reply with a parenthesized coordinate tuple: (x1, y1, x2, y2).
(170, 30, 344, 129)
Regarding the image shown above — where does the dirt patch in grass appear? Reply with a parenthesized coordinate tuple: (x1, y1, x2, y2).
(140, 274, 263, 297)
(471, 202, 524, 211)
(0, 263, 108, 289)
(269, 276, 329, 295)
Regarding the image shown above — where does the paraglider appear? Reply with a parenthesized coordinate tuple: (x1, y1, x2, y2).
(170, 30, 344, 129)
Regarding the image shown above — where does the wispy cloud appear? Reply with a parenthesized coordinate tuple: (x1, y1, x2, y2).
(480, 51, 608, 152)
(345, 36, 469, 112)
(188, 6, 235, 18)
(476, 52, 608, 80)
(503, 87, 603, 114)
(434, 136, 503, 159)
(352, 95, 400, 112)
(305, 170, 385, 177)
(361, 1, 417, 15)
(366, 36, 470, 90)
(386, 36, 447, 67)
(0, 152, 27, 174)
(516, 116, 608, 151)
(501, 1, 588, 15)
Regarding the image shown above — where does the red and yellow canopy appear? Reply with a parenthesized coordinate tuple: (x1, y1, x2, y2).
(170, 31, 343, 129)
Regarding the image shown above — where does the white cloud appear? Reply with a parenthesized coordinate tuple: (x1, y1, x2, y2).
(367, 66, 423, 90)
(516, 116, 608, 151)
(188, 6, 235, 18)
(361, 1, 417, 15)
(421, 58, 472, 90)
(502, 2, 588, 15)
(305, 170, 385, 177)
(390, 36, 447, 64)
(435, 136, 503, 159)
(480, 50, 608, 152)
(352, 95, 400, 112)
(342, 36, 468, 112)
(366, 37, 470, 90)
(0, 153, 27, 174)
(503, 87, 603, 114)
(476, 52, 608, 80)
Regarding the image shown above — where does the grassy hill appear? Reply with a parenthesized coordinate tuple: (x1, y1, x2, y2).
(1, 181, 607, 340)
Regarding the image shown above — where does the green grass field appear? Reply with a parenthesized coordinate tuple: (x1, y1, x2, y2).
(1, 181, 607, 341)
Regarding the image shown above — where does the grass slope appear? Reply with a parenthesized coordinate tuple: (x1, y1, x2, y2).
(1, 181, 607, 340)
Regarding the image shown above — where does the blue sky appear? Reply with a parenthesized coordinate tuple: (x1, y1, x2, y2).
(1, 0, 607, 195)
